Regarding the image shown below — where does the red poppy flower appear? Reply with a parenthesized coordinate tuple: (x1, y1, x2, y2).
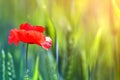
(8, 23, 52, 50)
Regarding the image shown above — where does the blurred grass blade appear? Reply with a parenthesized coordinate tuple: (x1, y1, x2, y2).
(2, 50, 5, 80)
(81, 51, 88, 80)
(89, 28, 102, 70)
(46, 53, 58, 80)
(39, 50, 58, 80)
(7, 52, 16, 80)
(33, 56, 42, 80)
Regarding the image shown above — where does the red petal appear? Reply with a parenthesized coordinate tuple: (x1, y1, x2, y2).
(17, 30, 46, 45)
(20, 23, 45, 33)
(20, 23, 32, 30)
(41, 37, 52, 50)
(8, 29, 19, 46)
(32, 26, 45, 33)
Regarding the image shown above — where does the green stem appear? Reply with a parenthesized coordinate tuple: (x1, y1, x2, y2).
(26, 44, 29, 80)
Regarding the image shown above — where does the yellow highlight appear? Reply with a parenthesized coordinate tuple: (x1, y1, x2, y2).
(112, 0, 120, 17)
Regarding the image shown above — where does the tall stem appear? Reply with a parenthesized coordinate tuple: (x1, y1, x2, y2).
(26, 44, 29, 80)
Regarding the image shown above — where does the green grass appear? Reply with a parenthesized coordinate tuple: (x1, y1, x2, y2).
(0, 0, 120, 80)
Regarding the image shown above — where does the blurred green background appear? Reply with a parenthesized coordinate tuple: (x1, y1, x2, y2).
(0, 0, 120, 80)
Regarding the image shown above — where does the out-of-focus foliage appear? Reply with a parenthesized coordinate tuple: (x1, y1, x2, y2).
(0, 0, 120, 80)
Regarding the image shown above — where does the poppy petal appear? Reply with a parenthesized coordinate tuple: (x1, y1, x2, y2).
(8, 29, 19, 46)
(17, 30, 46, 45)
(41, 37, 52, 50)
(20, 23, 45, 33)
(32, 26, 45, 33)
(20, 23, 32, 30)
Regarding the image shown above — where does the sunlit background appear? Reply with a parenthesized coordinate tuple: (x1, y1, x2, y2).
(0, 0, 120, 80)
